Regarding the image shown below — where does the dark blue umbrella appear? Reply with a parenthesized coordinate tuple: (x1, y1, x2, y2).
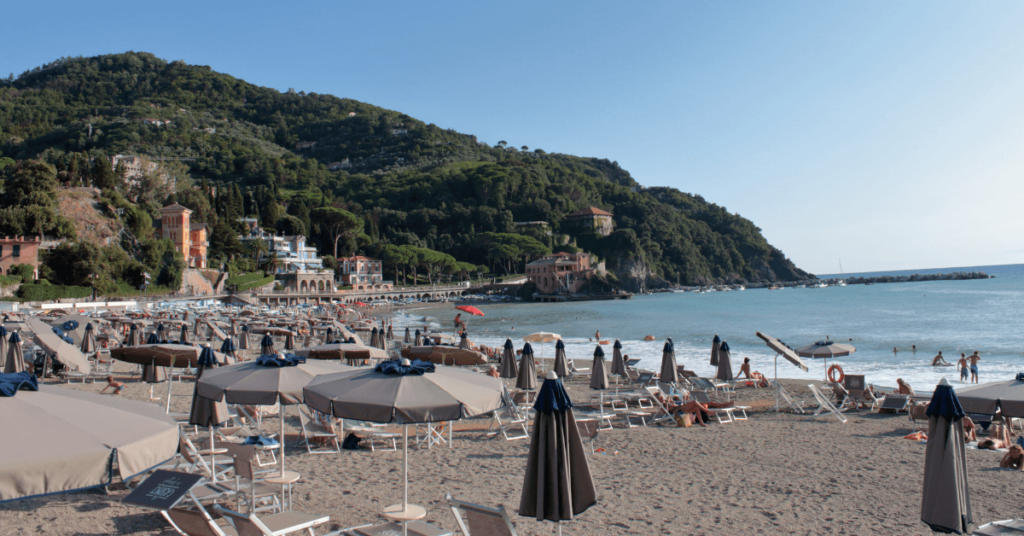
(10, 331, 21, 343)
(553, 339, 569, 378)
(660, 339, 677, 383)
(922, 379, 971, 533)
(179, 325, 190, 344)
(85, 323, 93, 332)
(711, 334, 721, 366)
(260, 333, 275, 354)
(198, 345, 219, 369)
(0, 326, 6, 337)
(220, 338, 236, 353)
(716, 340, 733, 381)
(613, 339, 621, 349)
(516, 343, 537, 390)
(146, 333, 160, 345)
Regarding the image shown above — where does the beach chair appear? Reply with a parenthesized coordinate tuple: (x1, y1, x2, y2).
(344, 422, 400, 451)
(296, 407, 341, 455)
(178, 433, 235, 482)
(486, 405, 530, 441)
(829, 383, 859, 412)
(219, 446, 282, 514)
(807, 384, 847, 423)
(327, 521, 452, 536)
(878, 395, 910, 414)
(691, 391, 750, 424)
(767, 379, 806, 414)
(215, 504, 330, 536)
(909, 402, 929, 431)
(567, 360, 590, 382)
(973, 519, 1024, 535)
(642, 386, 680, 425)
(576, 419, 600, 454)
(446, 493, 519, 536)
(165, 507, 236, 536)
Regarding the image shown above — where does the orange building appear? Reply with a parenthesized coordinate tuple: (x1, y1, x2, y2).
(158, 203, 208, 268)
(526, 252, 595, 294)
(0, 236, 41, 278)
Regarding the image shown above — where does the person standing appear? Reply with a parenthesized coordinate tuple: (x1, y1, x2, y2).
(595, 329, 601, 340)
(957, 353, 969, 381)
(968, 351, 982, 384)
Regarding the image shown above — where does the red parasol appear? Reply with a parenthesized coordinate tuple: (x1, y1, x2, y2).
(354, 302, 367, 307)
(456, 305, 484, 317)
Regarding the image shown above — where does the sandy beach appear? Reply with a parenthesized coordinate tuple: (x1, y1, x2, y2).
(2, 360, 1019, 536)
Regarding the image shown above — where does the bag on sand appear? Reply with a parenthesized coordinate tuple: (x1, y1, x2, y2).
(674, 413, 692, 428)
(342, 433, 362, 450)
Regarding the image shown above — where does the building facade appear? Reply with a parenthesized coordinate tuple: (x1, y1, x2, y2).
(274, 272, 335, 293)
(564, 207, 614, 237)
(0, 236, 41, 279)
(337, 256, 392, 291)
(157, 203, 207, 268)
(526, 252, 595, 294)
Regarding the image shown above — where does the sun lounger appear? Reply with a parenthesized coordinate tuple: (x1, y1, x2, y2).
(642, 386, 681, 425)
(807, 384, 848, 423)
(486, 405, 530, 441)
(575, 419, 600, 454)
(165, 507, 236, 536)
(631, 371, 657, 388)
(690, 391, 749, 424)
(216, 504, 330, 536)
(973, 519, 1024, 535)
(446, 493, 518, 536)
(767, 379, 806, 414)
(344, 422, 400, 451)
(878, 395, 910, 414)
(179, 433, 235, 482)
(296, 407, 341, 455)
(329, 522, 452, 536)
(218, 446, 282, 514)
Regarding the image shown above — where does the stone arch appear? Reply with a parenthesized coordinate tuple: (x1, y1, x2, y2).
(318, 281, 325, 292)
(300, 281, 308, 292)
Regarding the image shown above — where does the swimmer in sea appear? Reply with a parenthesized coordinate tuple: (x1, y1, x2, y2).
(958, 353, 968, 381)
(931, 351, 950, 366)
(968, 351, 981, 383)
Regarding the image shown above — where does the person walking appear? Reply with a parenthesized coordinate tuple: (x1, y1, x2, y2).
(968, 351, 981, 383)
(957, 353, 969, 382)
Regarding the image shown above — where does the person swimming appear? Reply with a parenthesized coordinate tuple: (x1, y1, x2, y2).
(931, 351, 950, 366)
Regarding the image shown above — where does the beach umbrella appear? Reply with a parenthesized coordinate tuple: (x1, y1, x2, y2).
(326, 327, 335, 344)
(0, 377, 178, 502)
(517, 343, 537, 390)
(956, 379, 1024, 418)
(499, 339, 518, 379)
(519, 372, 597, 532)
(126, 323, 141, 347)
(921, 378, 972, 533)
(0, 326, 7, 370)
(81, 323, 96, 354)
(219, 338, 237, 361)
(523, 332, 561, 362)
(4, 331, 24, 374)
(553, 339, 569, 378)
(716, 341, 733, 382)
(156, 323, 167, 342)
(194, 318, 201, 335)
(260, 333, 275, 355)
(590, 346, 608, 390)
(377, 328, 387, 350)
(796, 340, 856, 381)
(710, 335, 721, 367)
(610, 340, 626, 377)
(370, 327, 380, 349)
(285, 331, 296, 350)
(146, 333, 160, 345)
(179, 324, 190, 345)
(458, 331, 470, 350)
(403, 327, 411, 344)
(303, 358, 504, 536)
(111, 344, 201, 412)
(198, 355, 351, 478)
(296, 343, 387, 364)
(28, 318, 90, 374)
(189, 345, 231, 481)
(755, 332, 810, 412)
(239, 325, 250, 350)
(455, 305, 484, 317)
(414, 329, 423, 346)
(386, 324, 394, 340)
(659, 339, 678, 384)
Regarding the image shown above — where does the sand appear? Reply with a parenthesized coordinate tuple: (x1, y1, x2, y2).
(2, 362, 1020, 535)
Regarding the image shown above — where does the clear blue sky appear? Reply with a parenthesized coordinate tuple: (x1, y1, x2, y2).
(4, 1, 1023, 274)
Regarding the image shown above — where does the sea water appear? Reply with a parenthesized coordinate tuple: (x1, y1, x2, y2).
(391, 263, 1024, 390)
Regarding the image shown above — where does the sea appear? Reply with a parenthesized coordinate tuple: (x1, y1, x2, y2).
(390, 263, 1024, 390)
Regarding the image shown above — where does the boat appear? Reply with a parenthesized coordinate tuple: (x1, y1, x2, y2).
(836, 279, 847, 287)
(814, 282, 828, 288)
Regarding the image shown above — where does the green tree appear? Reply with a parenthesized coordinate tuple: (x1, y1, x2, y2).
(312, 207, 362, 258)
(91, 157, 119, 190)
(209, 221, 245, 260)
(6, 160, 59, 207)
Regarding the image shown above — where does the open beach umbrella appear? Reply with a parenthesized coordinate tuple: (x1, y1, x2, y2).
(519, 372, 597, 532)
(716, 341, 733, 381)
(403, 327, 411, 344)
(590, 346, 608, 390)
(921, 378, 971, 533)
(260, 333, 276, 355)
(4, 332, 24, 374)
(517, 343, 538, 390)
(296, 343, 387, 364)
(0, 327, 7, 370)
(189, 345, 231, 481)
(81, 323, 97, 354)
(458, 331, 470, 350)
(0, 376, 178, 502)
(553, 340, 570, 378)
(796, 340, 856, 380)
(303, 358, 504, 536)
(28, 318, 90, 374)
(956, 379, 1024, 418)
(755, 332, 810, 412)
(112, 344, 201, 412)
(239, 325, 250, 350)
(659, 339, 678, 384)
(710, 335, 721, 367)
(524, 332, 561, 362)
(499, 339, 518, 380)
(456, 305, 484, 317)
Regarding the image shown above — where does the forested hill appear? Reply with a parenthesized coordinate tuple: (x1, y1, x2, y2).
(0, 52, 810, 287)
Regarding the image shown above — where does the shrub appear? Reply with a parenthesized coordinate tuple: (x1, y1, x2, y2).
(236, 276, 275, 292)
(17, 284, 92, 301)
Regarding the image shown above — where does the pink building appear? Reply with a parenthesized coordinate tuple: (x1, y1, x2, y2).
(0, 236, 41, 279)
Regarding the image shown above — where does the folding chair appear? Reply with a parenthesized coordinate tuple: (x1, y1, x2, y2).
(768, 379, 806, 414)
(486, 405, 530, 441)
(219, 446, 282, 514)
(216, 504, 330, 536)
(878, 395, 910, 414)
(642, 386, 679, 425)
(691, 391, 749, 424)
(576, 419, 600, 454)
(296, 407, 341, 455)
(807, 384, 848, 423)
(446, 493, 518, 536)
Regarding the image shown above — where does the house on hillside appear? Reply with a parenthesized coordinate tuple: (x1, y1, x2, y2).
(0, 236, 41, 279)
(238, 232, 324, 274)
(327, 159, 351, 170)
(155, 203, 207, 268)
(295, 141, 317, 150)
(389, 129, 408, 135)
(526, 252, 599, 294)
(337, 256, 392, 291)
(563, 206, 614, 237)
(514, 221, 552, 236)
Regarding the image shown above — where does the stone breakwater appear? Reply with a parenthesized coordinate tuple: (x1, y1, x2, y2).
(843, 271, 992, 285)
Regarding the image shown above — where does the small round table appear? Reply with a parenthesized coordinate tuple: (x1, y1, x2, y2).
(197, 448, 228, 483)
(265, 470, 301, 511)
(384, 503, 426, 536)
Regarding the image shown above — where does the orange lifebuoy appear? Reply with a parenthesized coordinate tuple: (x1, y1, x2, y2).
(827, 364, 845, 384)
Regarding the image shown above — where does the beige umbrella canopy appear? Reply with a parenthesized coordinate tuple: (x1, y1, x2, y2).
(755, 332, 811, 412)
(796, 339, 855, 379)
(401, 346, 487, 366)
(110, 344, 201, 368)
(295, 343, 387, 362)
(956, 379, 1024, 418)
(27, 318, 90, 373)
(0, 384, 178, 502)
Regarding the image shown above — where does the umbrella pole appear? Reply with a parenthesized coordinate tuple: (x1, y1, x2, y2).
(403, 424, 409, 536)
(210, 427, 217, 483)
(280, 407, 286, 477)
(165, 355, 176, 413)
(774, 354, 779, 414)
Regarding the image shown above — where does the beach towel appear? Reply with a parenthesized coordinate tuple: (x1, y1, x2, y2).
(0, 371, 38, 397)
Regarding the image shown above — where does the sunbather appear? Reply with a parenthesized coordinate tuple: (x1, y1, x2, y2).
(486, 365, 500, 378)
(979, 423, 1012, 450)
(963, 416, 978, 443)
(100, 376, 125, 395)
(894, 378, 914, 396)
(999, 445, 1024, 470)
(735, 358, 753, 379)
(653, 392, 733, 427)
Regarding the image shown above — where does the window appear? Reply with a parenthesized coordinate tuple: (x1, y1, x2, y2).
(0, 245, 3, 257)
(12, 245, 19, 258)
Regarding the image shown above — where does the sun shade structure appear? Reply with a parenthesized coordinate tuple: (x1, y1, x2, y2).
(5, 332, 24, 374)
(553, 339, 570, 378)
(659, 339, 677, 384)
(921, 379, 972, 534)
(517, 343, 538, 390)
(956, 379, 1024, 418)
(716, 341, 733, 381)
(499, 339, 518, 379)
(590, 346, 608, 390)
(0, 379, 178, 503)
(523, 332, 561, 343)
(796, 339, 855, 380)
(27, 318, 90, 373)
(295, 343, 387, 363)
(710, 335, 721, 367)
(456, 305, 484, 317)
(756, 332, 810, 413)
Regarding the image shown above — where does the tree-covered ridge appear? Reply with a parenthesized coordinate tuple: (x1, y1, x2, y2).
(0, 52, 810, 286)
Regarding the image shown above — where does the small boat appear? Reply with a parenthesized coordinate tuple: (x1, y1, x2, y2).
(836, 280, 847, 287)
(815, 282, 828, 288)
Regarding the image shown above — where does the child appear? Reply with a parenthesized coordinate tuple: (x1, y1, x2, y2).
(100, 376, 125, 395)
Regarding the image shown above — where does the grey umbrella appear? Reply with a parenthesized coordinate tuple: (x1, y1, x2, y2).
(716, 341, 734, 381)
(260, 333, 275, 355)
(285, 331, 296, 350)
(590, 346, 609, 390)
(4, 331, 24, 374)
(659, 339, 678, 384)
(156, 323, 167, 342)
(304, 359, 504, 536)
(189, 345, 231, 481)
(458, 332, 470, 350)
(404, 327, 411, 344)
(517, 343, 538, 390)
(239, 325, 250, 350)
(0, 326, 7, 370)
(80, 323, 97, 354)
(710, 335, 721, 367)
(386, 323, 394, 341)
(414, 329, 423, 346)
(370, 327, 380, 349)
(520, 373, 597, 531)
(179, 325, 190, 345)
(499, 339, 518, 380)
(796, 340, 856, 380)
(553, 340, 569, 378)
(219, 338, 238, 362)
(610, 340, 626, 377)
(957, 379, 1024, 417)
(921, 378, 971, 533)
(194, 318, 202, 336)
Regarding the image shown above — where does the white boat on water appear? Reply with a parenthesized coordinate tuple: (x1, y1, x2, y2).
(814, 282, 828, 288)
(737, 286, 745, 291)
(837, 279, 847, 287)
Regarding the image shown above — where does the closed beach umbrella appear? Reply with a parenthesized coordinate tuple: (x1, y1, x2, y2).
(4, 331, 24, 374)
(610, 340, 626, 377)
(370, 327, 379, 349)
(189, 346, 230, 478)
(458, 331, 470, 350)
(710, 335, 721, 367)
(325, 327, 334, 344)
(0, 378, 178, 502)
(921, 378, 972, 533)
(156, 323, 166, 342)
(659, 339, 678, 384)
(386, 324, 394, 340)
(403, 327, 411, 344)
(219, 338, 237, 362)
(553, 339, 569, 378)
(146, 333, 160, 345)
(126, 324, 141, 347)
(260, 333, 275, 355)
(414, 329, 423, 346)
(179, 325, 190, 345)
(519, 372, 597, 528)
(239, 325, 250, 350)
(0, 326, 7, 370)
(517, 343, 538, 390)
(499, 339, 518, 379)
(194, 318, 201, 335)
(716, 341, 733, 381)
(590, 346, 609, 390)
(285, 331, 296, 350)
(81, 323, 97, 354)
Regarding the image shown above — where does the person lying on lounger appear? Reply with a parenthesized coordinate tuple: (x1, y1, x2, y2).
(653, 392, 734, 427)
(979, 423, 1012, 450)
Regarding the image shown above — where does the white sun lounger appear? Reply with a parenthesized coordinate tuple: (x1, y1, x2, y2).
(808, 384, 848, 423)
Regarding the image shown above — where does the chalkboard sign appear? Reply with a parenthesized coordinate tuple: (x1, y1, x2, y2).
(122, 470, 202, 511)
